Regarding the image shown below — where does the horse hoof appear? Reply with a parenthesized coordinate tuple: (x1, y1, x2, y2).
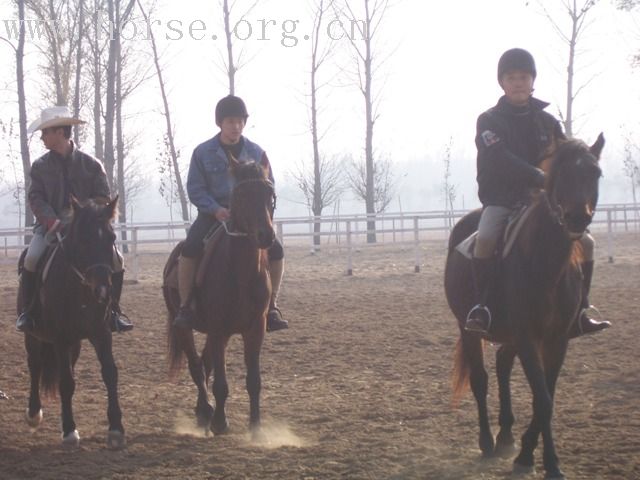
(211, 419, 229, 435)
(25, 408, 43, 428)
(544, 472, 566, 480)
(494, 441, 517, 458)
(62, 430, 80, 449)
(107, 430, 126, 450)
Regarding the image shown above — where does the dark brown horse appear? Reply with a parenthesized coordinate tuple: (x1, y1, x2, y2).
(18, 197, 125, 449)
(163, 161, 275, 436)
(445, 135, 604, 479)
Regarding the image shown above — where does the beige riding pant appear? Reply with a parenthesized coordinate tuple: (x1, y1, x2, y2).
(473, 205, 594, 262)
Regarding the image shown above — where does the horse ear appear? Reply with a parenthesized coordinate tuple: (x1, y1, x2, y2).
(589, 133, 605, 160)
(105, 195, 119, 221)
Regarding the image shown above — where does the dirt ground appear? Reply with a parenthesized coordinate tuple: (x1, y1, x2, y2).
(1, 232, 639, 480)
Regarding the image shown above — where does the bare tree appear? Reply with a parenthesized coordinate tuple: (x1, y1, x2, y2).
(442, 136, 457, 229)
(0, 119, 26, 228)
(346, 154, 395, 214)
(336, 0, 393, 242)
(1, 0, 33, 234)
(616, 0, 640, 67)
(137, 0, 190, 223)
(292, 0, 342, 246)
(529, 0, 601, 136)
(72, 0, 85, 142)
(217, 0, 260, 94)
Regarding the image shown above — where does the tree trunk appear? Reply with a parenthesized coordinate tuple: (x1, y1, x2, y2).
(17, 0, 33, 239)
(137, 0, 190, 223)
(223, 0, 236, 94)
(103, 0, 118, 189)
(73, 0, 85, 143)
(115, 21, 128, 253)
(363, 1, 376, 243)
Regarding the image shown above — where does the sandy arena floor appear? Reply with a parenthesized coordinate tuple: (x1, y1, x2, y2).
(0, 232, 639, 479)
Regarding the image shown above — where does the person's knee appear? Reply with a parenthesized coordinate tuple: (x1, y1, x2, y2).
(580, 233, 595, 261)
(474, 230, 498, 259)
(23, 252, 39, 272)
(267, 239, 284, 261)
(112, 247, 124, 272)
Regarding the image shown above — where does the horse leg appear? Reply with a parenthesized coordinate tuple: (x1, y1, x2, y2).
(495, 344, 517, 457)
(513, 340, 557, 477)
(24, 335, 43, 427)
(179, 330, 213, 429)
(89, 335, 125, 449)
(462, 332, 494, 457)
(210, 335, 230, 435)
(539, 340, 568, 479)
(243, 328, 264, 437)
(56, 344, 80, 448)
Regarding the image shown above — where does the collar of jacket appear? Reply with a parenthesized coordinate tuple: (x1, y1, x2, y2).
(496, 95, 550, 116)
(48, 140, 77, 163)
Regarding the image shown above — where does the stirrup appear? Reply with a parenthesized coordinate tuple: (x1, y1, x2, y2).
(577, 305, 610, 336)
(266, 307, 289, 332)
(465, 304, 492, 333)
(111, 311, 133, 333)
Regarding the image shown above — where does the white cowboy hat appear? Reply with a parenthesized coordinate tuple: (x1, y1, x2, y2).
(27, 106, 86, 134)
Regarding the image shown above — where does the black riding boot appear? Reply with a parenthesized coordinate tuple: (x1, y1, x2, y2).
(569, 261, 611, 339)
(465, 256, 495, 334)
(16, 270, 37, 332)
(110, 270, 133, 333)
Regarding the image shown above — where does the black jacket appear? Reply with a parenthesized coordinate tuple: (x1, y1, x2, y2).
(476, 96, 564, 207)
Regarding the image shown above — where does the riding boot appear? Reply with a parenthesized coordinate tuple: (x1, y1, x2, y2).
(110, 270, 133, 333)
(173, 255, 197, 329)
(16, 270, 37, 332)
(465, 256, 495, 334)
(266, 258, 288, 332)
(568, 261, 611, 339)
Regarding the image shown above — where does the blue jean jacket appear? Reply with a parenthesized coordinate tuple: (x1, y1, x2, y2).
(186, 134, 273, 215)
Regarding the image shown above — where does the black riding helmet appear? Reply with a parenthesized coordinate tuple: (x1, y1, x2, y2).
(215, 95, 249, 126)
(497, 48, 536, 85)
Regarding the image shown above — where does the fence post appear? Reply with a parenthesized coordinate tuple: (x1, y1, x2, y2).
(346, 220, 353, 276)
(132, 227, 139, 282)
(413, 216, 421, 273)
(4, 237, 7, 257)
(606, 210, 614, 263)
(309, 217, 316, 254)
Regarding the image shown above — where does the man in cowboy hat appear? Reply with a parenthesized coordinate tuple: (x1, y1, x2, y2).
(16, 106, 133, 333)
(172, 95, 289, 332)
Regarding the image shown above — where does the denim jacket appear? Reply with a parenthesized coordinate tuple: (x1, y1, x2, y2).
(187, 134, 273, 215)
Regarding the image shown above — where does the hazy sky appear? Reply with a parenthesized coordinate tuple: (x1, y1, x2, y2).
(0, 0, 639, 225)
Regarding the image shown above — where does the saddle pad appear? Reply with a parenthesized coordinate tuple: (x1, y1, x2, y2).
(455, 204, 535, 260)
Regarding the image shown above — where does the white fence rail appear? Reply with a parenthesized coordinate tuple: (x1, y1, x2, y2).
(2, 204, 639, 280)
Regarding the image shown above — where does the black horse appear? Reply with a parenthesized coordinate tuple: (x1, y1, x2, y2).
(445, 135, 604, 479)
(18, 197, 125, 449)
(163, 161, 275, 437)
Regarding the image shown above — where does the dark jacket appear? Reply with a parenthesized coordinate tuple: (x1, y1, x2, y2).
(476, 96, 564, 207)
(29, 142, 111, 230)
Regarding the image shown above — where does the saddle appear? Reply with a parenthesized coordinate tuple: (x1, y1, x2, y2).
(454, 203, 535, 260)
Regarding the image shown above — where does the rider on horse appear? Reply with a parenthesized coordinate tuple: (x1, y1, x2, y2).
(172, 95, 289, 333)
(16, 106, 133, 334)
(465, 48, 610, 337)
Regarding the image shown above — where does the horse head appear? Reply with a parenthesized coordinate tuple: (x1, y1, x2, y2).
(229, 161, 276, 249)
(67, 196, 119, 305)
(544, 134, 604, 237)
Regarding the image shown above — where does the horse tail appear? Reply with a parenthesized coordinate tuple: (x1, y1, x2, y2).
(166, 311, 185, 378)
(451, 336, 470, 407)
(40, 343, 59, 398)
